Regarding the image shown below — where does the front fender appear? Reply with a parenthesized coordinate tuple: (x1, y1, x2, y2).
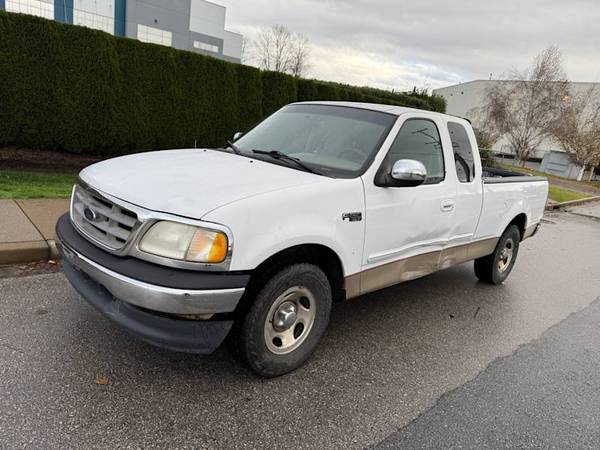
(201, 178, 365, 277)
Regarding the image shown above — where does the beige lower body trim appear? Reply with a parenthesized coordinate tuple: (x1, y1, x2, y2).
(345, 237, 498, 299)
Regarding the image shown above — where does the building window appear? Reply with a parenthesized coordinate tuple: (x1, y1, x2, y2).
(137, 24, 172, 47)
(73, 9, 114, 34)
(193, 41, 219, 53)
(6, 0, 54, 19)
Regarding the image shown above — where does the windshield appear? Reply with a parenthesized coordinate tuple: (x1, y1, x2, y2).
(233, 104, 397, 177)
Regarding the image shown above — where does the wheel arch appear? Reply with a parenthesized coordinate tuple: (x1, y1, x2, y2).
(236, 243, 346, 316)
(506, 213, 527, 241)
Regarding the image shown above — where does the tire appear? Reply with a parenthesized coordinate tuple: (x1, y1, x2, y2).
(236, 263, 332, 377)
(474, 225, 521, 285)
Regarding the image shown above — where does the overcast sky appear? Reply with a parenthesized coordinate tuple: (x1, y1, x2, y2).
(219, 0, 600, 92)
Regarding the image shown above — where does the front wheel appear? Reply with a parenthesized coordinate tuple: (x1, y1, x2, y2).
(236, 263, 332, 377)
(474, 225, 521, 285)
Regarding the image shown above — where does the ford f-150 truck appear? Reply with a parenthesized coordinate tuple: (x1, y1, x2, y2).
(56, 102, 548, 377)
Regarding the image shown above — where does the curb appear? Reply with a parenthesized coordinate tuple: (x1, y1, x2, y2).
(0, 198, 69, 266)
(0, 241, 50, 265)
(47, 239, 61, 260)
(545, 196, 600, 211)
(0, 239, 61, 265)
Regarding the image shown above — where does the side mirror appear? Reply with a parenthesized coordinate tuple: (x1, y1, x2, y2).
(375, 159, 427, 187)
(233, 132, 243, 141)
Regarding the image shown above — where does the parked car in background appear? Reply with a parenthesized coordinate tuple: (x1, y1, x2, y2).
(56, 102, 548, 377)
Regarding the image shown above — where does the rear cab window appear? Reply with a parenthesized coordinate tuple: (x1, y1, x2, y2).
(447, 122, 476, 182)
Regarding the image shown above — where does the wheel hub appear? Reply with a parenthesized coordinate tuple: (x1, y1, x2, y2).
(273, 301, 298, 332)
(498, 238, 514, 273)
(264, 286, 317, 355)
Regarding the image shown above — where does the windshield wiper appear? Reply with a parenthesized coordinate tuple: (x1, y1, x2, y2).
(251, 149, 321, 175)
(224, 140, 241, 155)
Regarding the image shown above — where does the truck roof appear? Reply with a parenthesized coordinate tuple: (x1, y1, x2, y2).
(292, 101, 455, 121)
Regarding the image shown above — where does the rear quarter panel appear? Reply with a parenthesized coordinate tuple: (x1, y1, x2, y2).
(476, 180, 548, 239)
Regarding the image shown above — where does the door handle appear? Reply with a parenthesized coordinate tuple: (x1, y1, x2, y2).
(440, 199, 455, 212)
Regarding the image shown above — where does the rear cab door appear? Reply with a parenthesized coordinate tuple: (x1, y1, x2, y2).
(443, 118, 484, 253)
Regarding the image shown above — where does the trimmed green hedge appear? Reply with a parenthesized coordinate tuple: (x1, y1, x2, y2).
(0, 11, 445, 155)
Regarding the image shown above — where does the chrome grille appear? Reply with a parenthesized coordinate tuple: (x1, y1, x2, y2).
(71, 184, 140, 251)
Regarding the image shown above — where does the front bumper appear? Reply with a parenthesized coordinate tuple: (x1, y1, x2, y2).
(62, 260, 234, 353)
(59, 241, 245, 315)
(56, 214, 248, 315)
(56, 213, 249, 354)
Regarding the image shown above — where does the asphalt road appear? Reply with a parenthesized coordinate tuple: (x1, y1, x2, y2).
(375, 296, 600, 449)
(1, 211, 600, 449)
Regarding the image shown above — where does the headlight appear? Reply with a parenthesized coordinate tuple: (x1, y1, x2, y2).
(139, 221, 228, 263)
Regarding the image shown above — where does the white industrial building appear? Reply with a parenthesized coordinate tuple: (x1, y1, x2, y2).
(434, 80, 600, 179)
(1, 0, 243, 62)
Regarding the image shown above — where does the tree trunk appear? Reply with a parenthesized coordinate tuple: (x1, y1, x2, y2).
(589, 166, 597, 182)
(576, 166, 585, 181)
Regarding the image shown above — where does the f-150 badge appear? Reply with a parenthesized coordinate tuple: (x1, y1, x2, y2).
(342, 212, 362, 222)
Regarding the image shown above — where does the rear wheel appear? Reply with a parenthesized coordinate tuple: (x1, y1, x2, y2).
(474, 225, 521, 285)
(236, 263, 332, 377)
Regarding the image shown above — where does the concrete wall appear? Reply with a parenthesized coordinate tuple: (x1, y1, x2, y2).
(72, 0, 115, 34)
(540, 151, 581, 179)
(5, 0, 54, 20)
(434, 80, 489, 120)
(222, 30, 243, 60)
(125, 0, 241, 61)
(126, 0, 197, 49)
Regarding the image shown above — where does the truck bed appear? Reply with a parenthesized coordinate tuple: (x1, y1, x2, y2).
(481, 166, 547, 184)
(476, 167, 549, 241)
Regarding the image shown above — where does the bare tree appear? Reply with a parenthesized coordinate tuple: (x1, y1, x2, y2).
(240, 36, 249, 64)
(553, 87, 600, 180)
(473, 126, 501, 151)
(484, 47, 570, 165)
(467, 107, 501, 150)
(289, 34, 310, 77)
(252, 25, 310, 77)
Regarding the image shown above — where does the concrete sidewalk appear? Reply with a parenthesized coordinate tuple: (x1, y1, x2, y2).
(567, 200, 600, 220)
(0, 199, 69, 264)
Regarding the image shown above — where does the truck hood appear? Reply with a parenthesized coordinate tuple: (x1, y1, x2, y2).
(79, 149, 323, 219)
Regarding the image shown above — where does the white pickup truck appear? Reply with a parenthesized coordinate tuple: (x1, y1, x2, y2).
(57, 102, 548, 377)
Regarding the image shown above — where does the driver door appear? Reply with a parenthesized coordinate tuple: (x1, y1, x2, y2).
(359, 114, 456, 294)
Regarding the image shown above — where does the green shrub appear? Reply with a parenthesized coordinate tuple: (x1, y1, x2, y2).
(0, 11, 445, 155)
(261, 71, 298, 116)
(297, 78, 318, 101)
(236, 64, 263, 131)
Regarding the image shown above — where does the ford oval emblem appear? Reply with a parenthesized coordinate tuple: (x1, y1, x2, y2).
(83, 207, 98, 222)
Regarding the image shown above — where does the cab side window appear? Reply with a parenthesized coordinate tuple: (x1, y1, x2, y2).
(448, 122, 475, 182)
(385, 119, 445, 184)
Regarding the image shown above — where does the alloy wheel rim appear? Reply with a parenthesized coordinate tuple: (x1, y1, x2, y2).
(498, 238, 514, 273)
(264, 286, 316, 355)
